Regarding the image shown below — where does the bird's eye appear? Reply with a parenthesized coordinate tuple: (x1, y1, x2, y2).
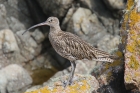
(49, 19, 52, 23)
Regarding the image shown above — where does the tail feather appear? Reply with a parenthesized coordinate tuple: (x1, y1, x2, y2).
(93, 57, 114, 62)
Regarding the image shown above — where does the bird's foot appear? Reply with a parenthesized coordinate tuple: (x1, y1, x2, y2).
(62, 79, 73, 88)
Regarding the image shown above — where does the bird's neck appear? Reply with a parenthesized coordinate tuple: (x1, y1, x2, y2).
(50, 25, 61, 32)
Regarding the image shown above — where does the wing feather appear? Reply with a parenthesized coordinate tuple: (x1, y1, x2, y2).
(60, 32, 105, 60)
(50, 31, 114, 62)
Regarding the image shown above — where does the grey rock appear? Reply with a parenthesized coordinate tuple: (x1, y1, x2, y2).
(2, 29, 19, 53)
(61, 7, 76, 30)
(2, 42, 10, 53)
(0, 64, 32, 93)
(16, 30, 38, 61)
(31, 29, 45, 44)
(4, 0, 33, 28)
(11, 52, 27, 64)
(0, 4, 9, 30)
(0, 53, 10, 69)
(36, 0, 73, 19)
(77, 0, 92, 9)
(16, 30, 37, 48)
(36, 56, 45, 64)
(30, 59, 40, 70)
(75, 60, 99, 75)
(25, 85, 42, 93)
(7, 16, 26, 33)
(67, 7, 107, 45)
(97, 34, 120, 53)
(85, 0, 120, 35)
(103, 0, 125, 10)
(30, 53, 57, 71)
(7, 0, 30, 17)
(26, 74, 99, 92)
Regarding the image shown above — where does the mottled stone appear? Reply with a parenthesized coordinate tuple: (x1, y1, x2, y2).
(67, 7, 107, 45)
(0, 29, 19, 53)
(0, 4, 9, 30)
(0, 53, 10, 69)
(124, 22, 140, 90)
(103, 0, 125, 10)
(36, 0, 73, 19)
(16, 30, 37, 48)
(97, 34, 120, 53)
(26, 74, 99, 93)
(4, 29, 19, 52)
(7, 16, 26, 32)
(0, 64, 32, 93)
(31, 29, 45, 44)
(75, 60, 99, 75)
(4, 0, 33, 28)
(89, 0, 121, 34)
(61, 7, 76, 30)
(16, 30, 38, 61)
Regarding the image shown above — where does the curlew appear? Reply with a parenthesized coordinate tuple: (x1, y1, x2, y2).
(22, 17, 116, 87)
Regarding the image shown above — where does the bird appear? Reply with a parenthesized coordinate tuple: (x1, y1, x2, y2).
(22, 17, 116, 87)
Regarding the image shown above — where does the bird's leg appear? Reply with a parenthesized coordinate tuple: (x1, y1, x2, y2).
(69, 61, 76, 84)
(64, 61, 76, 87)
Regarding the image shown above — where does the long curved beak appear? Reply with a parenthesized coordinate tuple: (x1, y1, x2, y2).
(22, 22, 48, 35)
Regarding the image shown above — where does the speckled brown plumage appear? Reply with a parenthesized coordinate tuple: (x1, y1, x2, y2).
(23, 17, 116, 87)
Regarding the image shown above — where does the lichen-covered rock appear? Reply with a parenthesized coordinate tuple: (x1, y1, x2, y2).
(121, 0, 140, 91)
(25, 74, 99, 93)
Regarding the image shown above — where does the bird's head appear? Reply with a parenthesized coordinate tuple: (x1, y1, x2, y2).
(45, 17, 59, 27)
(22, 17, 59, 35)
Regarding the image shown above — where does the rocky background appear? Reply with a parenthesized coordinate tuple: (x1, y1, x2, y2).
(0, 0, 130, 93)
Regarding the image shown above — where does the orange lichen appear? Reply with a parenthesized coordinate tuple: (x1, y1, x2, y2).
(115, 51, 123, 57)
(134, 72, 140, 77)
(104, 50, 123, 70)
(105, 60, 122, 71)
(127, 0, 134, 10)
(134, 72, 140, 83)
(25, 79, 92, 93)
(102, 59, 123, 82)
(122, 0, 140, 31)
(122, 0, 140, 89)
(128, 55, 139, 70)
(125, 74, 132, 83)
(126, 42, 136, 53)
